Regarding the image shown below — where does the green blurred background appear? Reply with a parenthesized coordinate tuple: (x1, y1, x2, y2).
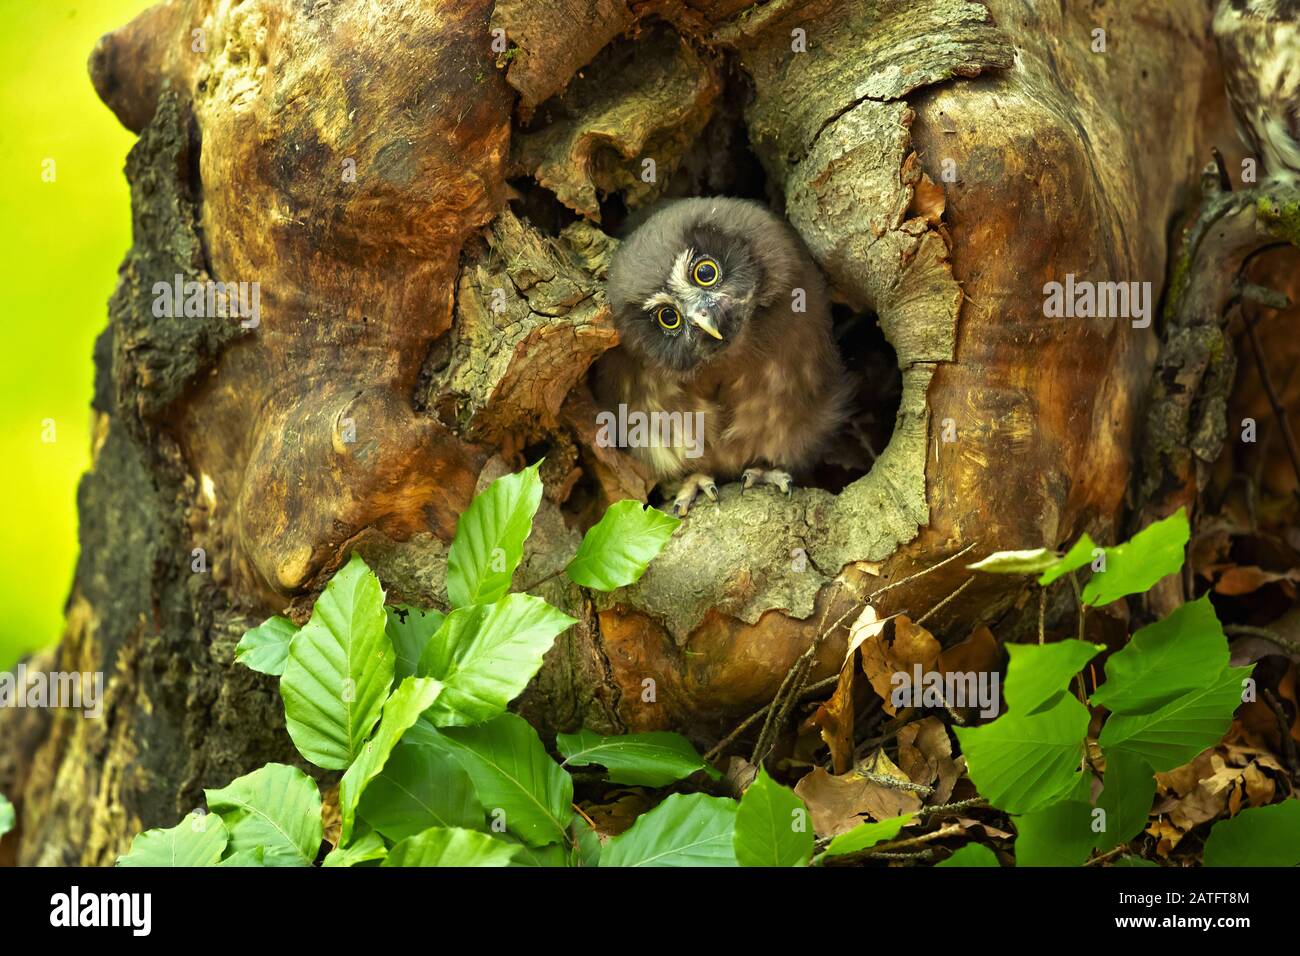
(0, 0, 151, 670)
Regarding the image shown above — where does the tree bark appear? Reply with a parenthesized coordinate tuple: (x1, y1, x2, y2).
(0, 0, 1264, 864)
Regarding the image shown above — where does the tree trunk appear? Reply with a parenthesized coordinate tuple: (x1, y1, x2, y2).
(0, 0, 1266, 864)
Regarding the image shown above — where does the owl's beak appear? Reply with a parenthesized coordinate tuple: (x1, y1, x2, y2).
(689, 309, 724, 340)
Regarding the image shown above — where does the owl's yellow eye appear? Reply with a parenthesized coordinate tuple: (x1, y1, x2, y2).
(656, 305, 682, 330)
(692, 258, 720, 287)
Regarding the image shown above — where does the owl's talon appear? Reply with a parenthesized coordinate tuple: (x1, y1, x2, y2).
(741, 467, 795, 497)
(670, 473, 719, 516)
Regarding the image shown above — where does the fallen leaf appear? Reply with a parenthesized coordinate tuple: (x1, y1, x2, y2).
(860, 615, 941, 715)
(810, 651, 857, 774)
(1242, 762, 1276, 807)
(937, 624, 1002, 676)
(1147, 818, 1184, 857)
(956, 817, 1014, 840)
(1165, 755, 1237, 832)
(795, 762, 922, 838)
(1213, 565, 1300, 596)
(897, 716, 962, 804)
(721, 756, 759, 799)
(845, 605, 895, 660)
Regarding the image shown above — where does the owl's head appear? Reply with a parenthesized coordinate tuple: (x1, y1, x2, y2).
(604, 197, 803, 373)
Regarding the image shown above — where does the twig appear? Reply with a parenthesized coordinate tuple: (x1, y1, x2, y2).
(1085, 845, 1132, 867)
(858, 822, 964, 857)
(1264, 689, 1300, 782)
(1038, 586, 1047, 645)
(869, 850, 934, 862)
(916, 576, 975, 627)
(918, 796, 988, 816)
(519, 567, 566, 593)
(1225, 624, 1300, 658)
(1068, 570, 1087, 644)
(1242, 301, 1300, 497)
(734, 543, 979, 765)
(850, 768, 934, 796)
(867, 541, 980, 603)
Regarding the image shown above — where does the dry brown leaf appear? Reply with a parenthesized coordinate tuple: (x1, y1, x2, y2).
(721, 755, 759, 799)
(852, 749, 926, 820)
(1213, 565, 1300, 596)
(1147, 818, 1185, 857)
(1166, 755, 1237, 831)
(795, 760, 923, 838)
(897, 716, 962, 804)
(582, 790, 654, 836)
(810, 650, 857, 774)
(320, 783, 341, 849)
(1155, 750, 1217, 798)
(860, 615, 941, 715)
(845, 605, 893, 660)
(937, 624, 1002, 676)
(1242, 762, 1277, 807)
(956, 817, 1013, 840)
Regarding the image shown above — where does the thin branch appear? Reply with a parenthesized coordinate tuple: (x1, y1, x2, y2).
(1242, 301, 1300, 497)
(916, 575, 975, 627)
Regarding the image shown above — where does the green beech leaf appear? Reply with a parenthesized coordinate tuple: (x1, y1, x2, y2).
(556, 729, 712, 787)
(383, 826, 520, 867)
(446, 462, 543, 608)
(573, 813, 602, 868)
(358, 740, 485, 842)
(339, 676, 444, 845)
(1038, 534, 1098, 586)
(235, 615, 298, 676)
(954, 691, 1089, 814)
(418, 593, 575, 727)
(565, 499, 679, 591)
(1204, 801, 1300, 867)
(117, 812, 228, 867)
(1095, 749, 1156, 852)
(1014, 800, 1095, 867)
(1111, 855, 1158, 867)
(507, 840, 572, 867)
(385, 606, 445, 681)
(217, 847, 266, 867)
(323, 830, 387, 867)
(1004, 640, 1103, 715)
(819, 813, 912, 860)
(937, 844, 1000, 867)
(601, 793, 738, 867)
(205, 763, 323, 867)
(1081, 509, 1188, 606)
(280, 554, 394, 769)
(733, 768, 813, 867)
(1098, 665, 1253, 772)
(1090, 596, 1228, 714)
(0, 793, 12, 839)
(440, 713, 573, 847)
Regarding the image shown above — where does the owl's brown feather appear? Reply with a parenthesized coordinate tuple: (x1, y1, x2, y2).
(595, 198, 852, 494)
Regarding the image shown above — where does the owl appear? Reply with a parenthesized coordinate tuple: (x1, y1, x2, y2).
(1214, 0, 1300, 182)
(595, 197, 853, 515)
